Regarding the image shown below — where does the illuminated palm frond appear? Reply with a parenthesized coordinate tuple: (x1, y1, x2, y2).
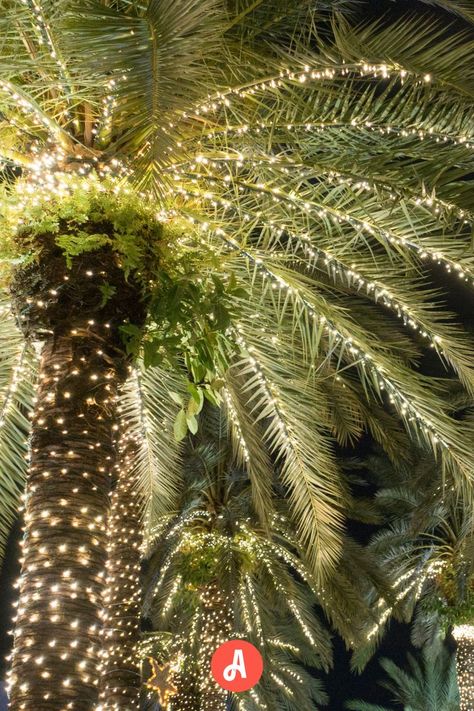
(0, 297, 37, 564)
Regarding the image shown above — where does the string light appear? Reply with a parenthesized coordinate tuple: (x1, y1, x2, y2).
(22, 0, 73, 107)
(172, 169, 474, 286)
(188, 61, 471, 147)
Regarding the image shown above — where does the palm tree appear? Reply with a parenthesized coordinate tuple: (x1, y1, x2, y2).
(0, 0, 473, 708)
(370, 494, 474, 710)
(140, 404, 380, 711)
(346, 635, 460, 711)
(349, 395, 474, 708)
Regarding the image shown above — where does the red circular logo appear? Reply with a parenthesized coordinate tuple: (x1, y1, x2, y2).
(211, 640, 263, 692)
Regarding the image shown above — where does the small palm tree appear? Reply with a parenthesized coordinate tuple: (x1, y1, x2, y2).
(371, 494, 474, 710)
(346, 636, 460, 711)
(0, 1, 473, 707)
(141, 404, 381, 711)
(350, 394, 473, 708)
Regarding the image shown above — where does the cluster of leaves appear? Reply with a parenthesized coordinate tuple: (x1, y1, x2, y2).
(347, 635, 460, 711)
(0, 175, 163, 282)
(124, 264, 244, 371)
(424, 578, 474, 631)
(121, 245, 248, 440)
(170, 384, 207, 441)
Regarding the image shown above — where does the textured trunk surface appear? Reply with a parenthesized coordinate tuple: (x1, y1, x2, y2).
(9, 334, 120, 710)
(98, 425, 143, 710)
(172, 582, 231, 711)
(8, 238, 145, 710)
(455, 629, 474, 711)
(171, 671, 201, 711)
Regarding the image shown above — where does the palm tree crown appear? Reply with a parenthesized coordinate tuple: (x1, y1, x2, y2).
(2, 0, 473, 573)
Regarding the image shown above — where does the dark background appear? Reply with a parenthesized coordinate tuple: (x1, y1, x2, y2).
(0, 1, 473, 709)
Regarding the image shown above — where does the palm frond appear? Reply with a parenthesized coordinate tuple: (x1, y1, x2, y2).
(332, 14, 474, 96)
(223, 374, 275, 527)
(226, 344, 346, 579)
(346, 703, 392, 711)
(0, 300, 37, 564)
(412, 0, 474, 24)
(118, 363, 185, 542)
(62, 0, 226, 186)
(348, 637, 460, 711)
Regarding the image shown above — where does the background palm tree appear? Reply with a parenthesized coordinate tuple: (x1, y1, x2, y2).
(346, 634, 460, 711)
(140, 404, 383, 711)
(0, 0, 473, 708)
(347, 392, 473, 708)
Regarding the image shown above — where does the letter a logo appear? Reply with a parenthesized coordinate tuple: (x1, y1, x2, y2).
(211, 640, 263, 692)
(223, 649, 247, 682)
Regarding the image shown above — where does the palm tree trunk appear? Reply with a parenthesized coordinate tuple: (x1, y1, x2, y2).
(8, 242, 145, 710)
(171, 582, 231, 711)
(99, 424, 143, 709)
(171, 671, 201, 711)
(453, 625, 474, 711)
(8, 335, 122, 710)
(197, 582, 230, 711)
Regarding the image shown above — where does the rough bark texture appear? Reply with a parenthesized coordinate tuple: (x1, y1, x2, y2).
(455, 630, 474, 711)
(98, 424, 143, 710)
(8, 237, 145, 710)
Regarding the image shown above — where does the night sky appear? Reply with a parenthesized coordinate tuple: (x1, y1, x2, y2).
(1, 1, 473, 709)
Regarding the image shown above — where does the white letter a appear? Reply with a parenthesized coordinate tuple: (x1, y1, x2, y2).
(223, 649, 247, 681)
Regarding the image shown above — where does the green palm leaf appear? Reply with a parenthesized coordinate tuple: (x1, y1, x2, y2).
(0, 299, 37, 564)
(118, 363, 185, 540)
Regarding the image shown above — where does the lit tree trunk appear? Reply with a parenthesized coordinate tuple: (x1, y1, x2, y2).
(8, 239, 145, 711)
(453, 625, 474, 711)
(99, 421, 143, 710)
(198, 582, 231, 711)
(171, 582, 232, 711)
(171, 670, 201, 711)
